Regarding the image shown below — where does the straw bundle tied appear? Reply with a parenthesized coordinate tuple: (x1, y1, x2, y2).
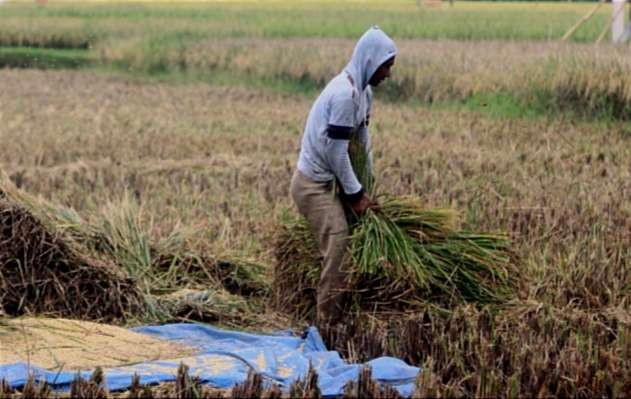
(274, 132, 516, 318)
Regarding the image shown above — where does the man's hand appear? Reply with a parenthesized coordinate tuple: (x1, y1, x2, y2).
(351, 193, 379, 216)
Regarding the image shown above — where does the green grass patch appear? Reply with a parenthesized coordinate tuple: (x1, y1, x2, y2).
(0, 47, 92, 68)
(438, 90, 631, 123)
(98, 65, 321, 98)
(463, 92, 551, 120)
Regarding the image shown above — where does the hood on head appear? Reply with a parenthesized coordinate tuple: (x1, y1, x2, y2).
(345, 26, 397, 91)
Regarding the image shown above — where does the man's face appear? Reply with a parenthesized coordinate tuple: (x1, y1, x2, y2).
(369, 56, 395, 87)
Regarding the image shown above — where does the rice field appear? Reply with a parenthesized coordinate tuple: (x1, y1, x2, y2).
(1, 0, 631, 396)
(3, 1, 631, 119)
(0, 1, 612, 44)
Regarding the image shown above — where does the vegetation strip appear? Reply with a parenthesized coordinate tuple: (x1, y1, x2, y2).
(6, 36, 631, 121)
(0, 47, 92, 68)
(0, 1, 612, 43)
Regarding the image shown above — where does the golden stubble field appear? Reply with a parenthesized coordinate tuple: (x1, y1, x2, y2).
(1, 68, 629, 285)
(1, 68, 630, 395)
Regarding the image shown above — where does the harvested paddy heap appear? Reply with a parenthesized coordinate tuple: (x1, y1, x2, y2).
(0, 175, 278, 330)
(0, 186, 145, 321)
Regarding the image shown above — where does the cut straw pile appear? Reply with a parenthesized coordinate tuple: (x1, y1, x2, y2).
(0, 191, 145, 322)
(274, 134, 517, 318)
(0, 173, 276, 328)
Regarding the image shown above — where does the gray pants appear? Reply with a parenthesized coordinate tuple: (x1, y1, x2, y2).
(290, 170, 349, 326)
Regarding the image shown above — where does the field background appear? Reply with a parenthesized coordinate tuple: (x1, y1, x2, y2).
(4, 1, 631, 120)
(1, 1, 630, 396)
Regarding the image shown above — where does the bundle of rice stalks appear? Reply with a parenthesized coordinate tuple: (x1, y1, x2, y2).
(274, 134, 516, 318)
(350, 196, 514, 304)
(274, 205, 513, 319)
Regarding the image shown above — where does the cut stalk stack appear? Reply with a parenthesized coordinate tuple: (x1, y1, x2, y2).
(0, 187, 146, 322)
(274, 133, 516, 318)
(0, 173, 274, 327)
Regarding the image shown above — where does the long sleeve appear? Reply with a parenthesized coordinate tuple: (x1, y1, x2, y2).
(322, 91, 365, 202)
(324, 136, 363, 202)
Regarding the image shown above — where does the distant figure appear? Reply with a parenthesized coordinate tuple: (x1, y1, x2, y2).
(290, 27, 397, 331)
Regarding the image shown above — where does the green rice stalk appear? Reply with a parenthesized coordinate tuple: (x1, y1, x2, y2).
(345, 132, 514, 304)
(274, 133, 515, 312)
(348, 133, 374, 194)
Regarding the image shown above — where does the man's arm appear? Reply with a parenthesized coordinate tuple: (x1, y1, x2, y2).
(326, 92, 376, 215)
(325, 127, 376, 215)
(324, 127, 364, 202)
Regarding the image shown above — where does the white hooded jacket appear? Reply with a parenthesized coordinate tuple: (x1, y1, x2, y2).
(297, 27, 397, 202)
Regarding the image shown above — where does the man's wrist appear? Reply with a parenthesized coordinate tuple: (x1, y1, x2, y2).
(340, 187, 364, 204)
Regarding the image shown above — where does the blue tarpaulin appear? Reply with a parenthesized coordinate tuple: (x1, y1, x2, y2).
(0, 323, 420, 397)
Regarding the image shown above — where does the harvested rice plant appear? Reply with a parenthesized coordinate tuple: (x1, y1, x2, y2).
(1, 0, 630, 397)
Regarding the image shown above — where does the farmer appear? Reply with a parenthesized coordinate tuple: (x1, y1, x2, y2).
(290, 26, 397, 329)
